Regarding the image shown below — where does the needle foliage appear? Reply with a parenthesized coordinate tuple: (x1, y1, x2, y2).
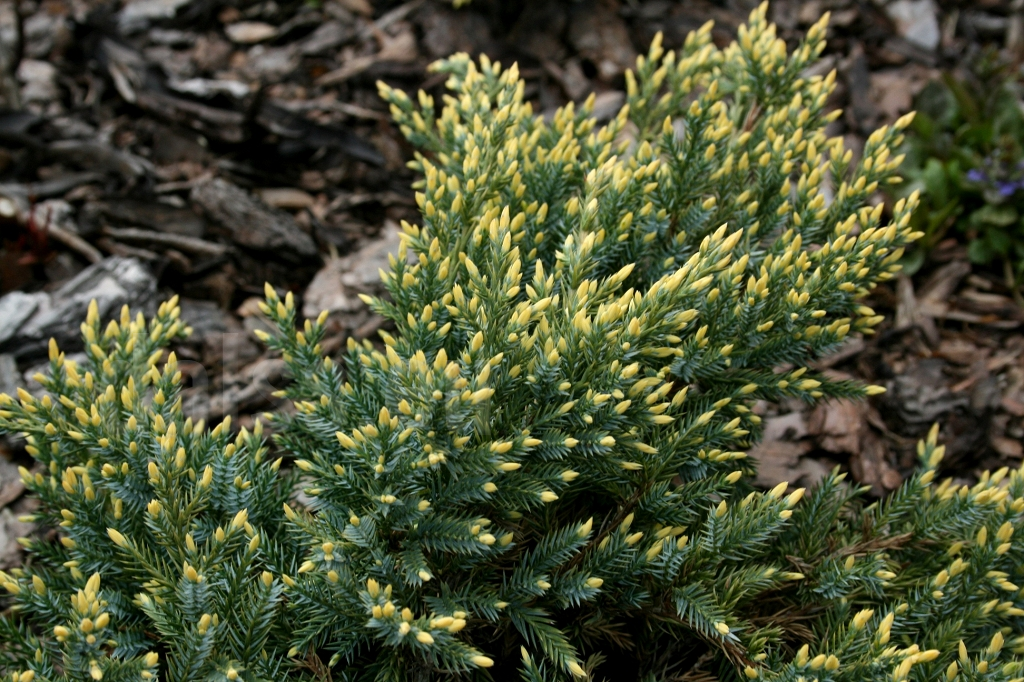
(4, 5, 1024, 682)
(0, 301, 301, 681)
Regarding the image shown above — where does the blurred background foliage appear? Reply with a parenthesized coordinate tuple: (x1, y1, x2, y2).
(898, 52, 1024, 293)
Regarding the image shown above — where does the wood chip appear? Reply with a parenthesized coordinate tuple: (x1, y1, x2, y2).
(225, 21, 278, 44)
(958, 290, 1024, 320)
(991, 436, 1023, 458)
(0, 455, 25, 509)
(1002, 396, 1024, 417)
(190, 177, 317, 258)
(317, 23, 418, 85)
(918, 260, 971, 305)
(808, 400, 863, 454)
(258, 188, 316, 209)
(750, 440, 812, 488)
(336, 0, 373, 15)
(895, 274, 938, 344)
(987, 350, 1021, 372)
(936, 337, 984, 366)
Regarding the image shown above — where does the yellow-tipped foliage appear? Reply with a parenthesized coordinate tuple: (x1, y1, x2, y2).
(0, 298, 291, 679)
(260, 4, 1015, 680)
(5, 5, 1023, 682)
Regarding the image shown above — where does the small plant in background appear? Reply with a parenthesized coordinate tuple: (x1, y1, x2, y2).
(896, 50, 1024, 284)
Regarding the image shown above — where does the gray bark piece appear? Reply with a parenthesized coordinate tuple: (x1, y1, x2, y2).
(90, 200, 207, 238)
(298, 21, 355, 55)
(0, 173, 104, 204)
(17, 59, 60, 105)
(2, 257, 157, 358)
(0, 3, 20, 110)
(0, 292, 50, 345)
(885, 0, 941, 51)
(191, 178, 317, 258)
(0, 508, 34, 569)
(166, 77, 251, 99)
(178, 298, 231, 344)
(240, 45, 300, 84)
(886, 358, 969, 427)
(303, 220, 402, 319)
(0, 354, 21, 397)
(49, 140, 155, 179)
(118, 0, 194, 34)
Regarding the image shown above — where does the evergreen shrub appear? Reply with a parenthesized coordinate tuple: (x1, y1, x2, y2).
(4, 5, 1024, 682)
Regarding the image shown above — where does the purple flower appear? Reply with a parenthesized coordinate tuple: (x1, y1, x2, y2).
(966, 168, 987, 182)
(998, 181, 1020, 197)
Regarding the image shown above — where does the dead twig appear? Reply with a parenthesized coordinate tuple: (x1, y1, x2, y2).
(357, 0, 424, 41)
(95, 237, 161, 261)
(102, 226, 230, 257)
(48, 222, 103, 263)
